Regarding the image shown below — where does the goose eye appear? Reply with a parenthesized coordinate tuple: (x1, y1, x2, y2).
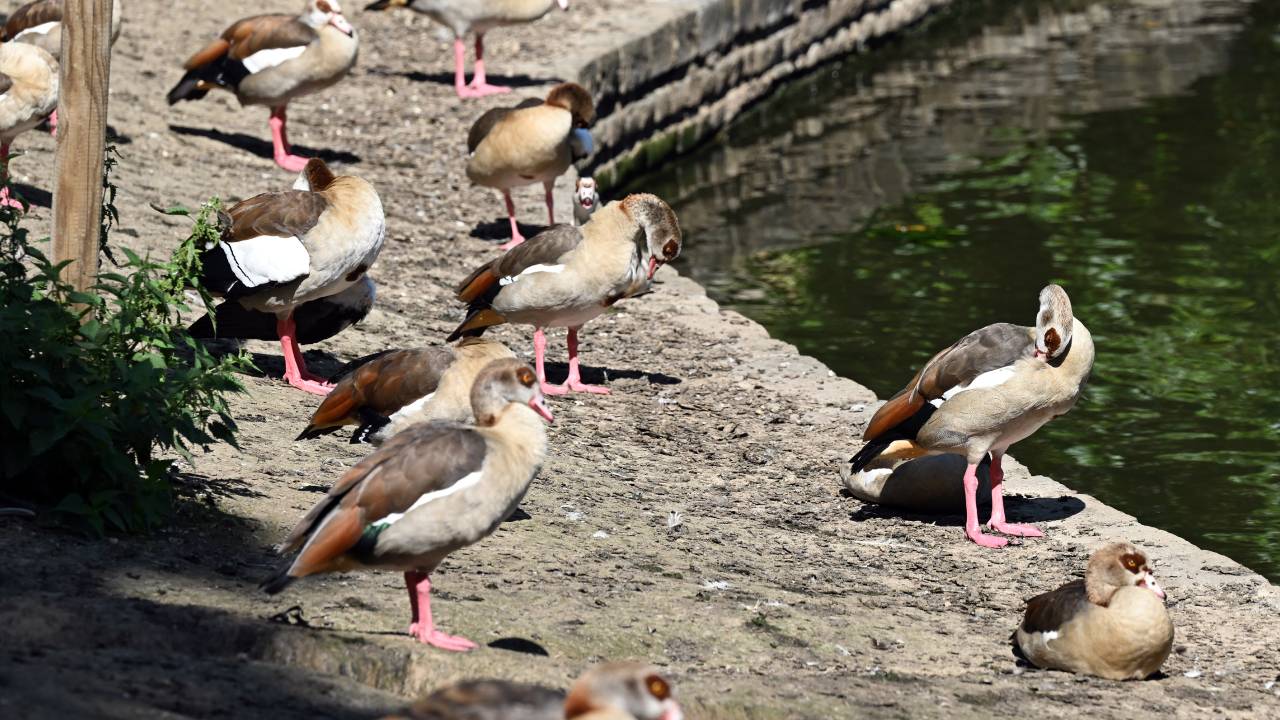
(1043, 328, 1061, 355)
(662, 240, 679, 259)
(1121, 554, 1141, 572)
(516, 368, 535, 387)
(646, 675, 670, 700)
(316, 0, 332, 12)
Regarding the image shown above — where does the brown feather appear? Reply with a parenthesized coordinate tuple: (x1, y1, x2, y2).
(466, 98, 543, 154)
(287, 506, 364, 577)
(862, 387, 926, 442)
(452, 308, 508, 337)
(223, 15, 318, 61)
(1021, 579, 1090, 633)
(2, 0, 62, 42)
(183, 37, 232, 71)
(300, 348, 456, 436)
(225, 190, 329, 241)
(302, 158, 337, 192)
(456, 266, 498, 303)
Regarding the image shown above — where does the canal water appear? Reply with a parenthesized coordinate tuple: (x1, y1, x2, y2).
(633, 0, 1280, 580)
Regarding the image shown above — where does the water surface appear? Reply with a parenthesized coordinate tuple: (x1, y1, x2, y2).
(634, 0, 1280, 580)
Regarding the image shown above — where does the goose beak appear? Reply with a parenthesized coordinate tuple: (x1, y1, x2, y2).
(330, 14, 355, 36)
(1141, 576, 1167, 601)
(660, 700, 683, 720)
(647, 256, 660, 280)
(530, 395, 554, 423)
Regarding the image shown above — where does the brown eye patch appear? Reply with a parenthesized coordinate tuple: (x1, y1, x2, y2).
(516, 368, 536, 387)
(663, 240, 679, 259)
(316, 0, 333, 12)
(646, 675, 670, 700)
(1120, 553, 1143, 573)
(1043, 328, 1061, 355)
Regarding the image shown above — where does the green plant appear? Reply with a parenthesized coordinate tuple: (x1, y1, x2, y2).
(0, 194, 252, 533)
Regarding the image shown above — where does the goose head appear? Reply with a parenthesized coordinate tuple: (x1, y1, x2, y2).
(564, 662, 683, 720)
(470, 359, 553, 426)
(306, 0, 354, 36)
(1033, 284, 1074, 361)
(620, 193, 682, 280)
(1085, 541, 1166, 605)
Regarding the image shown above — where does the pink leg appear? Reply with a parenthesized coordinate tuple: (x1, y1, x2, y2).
(467, 34, 510, 97)
(268, 106, 309, 173)
(0, 143, 23, 211)
(963, 462, 1008, 548)
(498, 191, 525, 250)
(533, 327, 563, 395)
(543, 179, 556, 226)
(544, 327, 609, 395)
(987, 451, 1044, 538)
(275, 315, 333, 395)
(47, 110, 57, 137)
(405, 571, 478, 651)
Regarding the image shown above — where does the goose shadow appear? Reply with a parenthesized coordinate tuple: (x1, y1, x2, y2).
(9, 183, 51, 209)
(843, 453, 1085, 527)
(248, 349, 347, 381)
(374, 68, 555, 90)
(470, 217, 549, 242)
(541, 361, 681, 388)
(169, 125, 361, 166)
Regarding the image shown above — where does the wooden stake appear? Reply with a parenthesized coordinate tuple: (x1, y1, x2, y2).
(52, 0, 114, 292)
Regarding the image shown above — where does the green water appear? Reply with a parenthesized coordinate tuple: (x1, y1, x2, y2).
(635, 0, 1280, 580)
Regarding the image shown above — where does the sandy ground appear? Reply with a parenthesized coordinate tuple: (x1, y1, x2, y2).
(3, 1, 1280, 718)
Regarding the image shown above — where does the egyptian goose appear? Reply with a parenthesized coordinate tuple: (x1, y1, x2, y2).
(572, 176, 598, 226)
(262, 358, 553, 651)
(1, 0, 122, 134)
(1016, 541, 1172, 680)
(296, 337, 514, 443)
(365, 0, 568, 99)
(192, 158, 385, 395)
(384, 662, 683, 720)
(466, 82, 594, 248)
(447, 193, 681, 395)
(0, 41, 56, 209)
(841, 452, 993, 515)
(165, 0, 357, 172)
(847, 284, 1094, 548)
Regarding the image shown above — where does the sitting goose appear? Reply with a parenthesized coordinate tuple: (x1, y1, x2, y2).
(383, 662, 683, 720)
(447, 193, 682, 395)
(166, 0, 357, 172)
(1015, 541, 1172, 680)
(2, 0, 122, 135)
(296, 337, 514, 443)
(364, 0, 568, 99)
(263, 359, 553, 651)
(848, 284, 1094, 548)
(466, 82, 594, 248)
(193, 158, 385, 395)
(0, 41, 56, 210)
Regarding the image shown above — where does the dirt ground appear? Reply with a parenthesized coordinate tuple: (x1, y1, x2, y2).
(3, 1, 1280, 718)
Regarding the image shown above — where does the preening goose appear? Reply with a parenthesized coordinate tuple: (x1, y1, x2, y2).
(263, 359, 553, 651)
(466, 82, 594, 248)
(192, 158, 385, 395)
(1, 0, 122, 135)
(166, 0, 357, 172)
(1015, 541, 1172, 680)
(447, 193, 681, 395)
(383, 662, 683, 720)
(297, 337, 514, 443)
(573, 176, 598, 226)
(365, 0, 568, 99)
(848, 284, 1094, 548)
(0, 41, 56, 210)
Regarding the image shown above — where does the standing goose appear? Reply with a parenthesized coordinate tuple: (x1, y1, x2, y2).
(2, 0, 122, 135)
(447, 193, 682, 395)
(193, 158, 385, 395)
(0, 41, 56, 209)
(262, 359, 553, 651)
(383, 662, 683, 720)
(466, 82, 594, 248)
(296, 337, 515, 443)
(1015, 541, 1172, 680)
(364, 0, 568, 99)
(166, 0, 357, 172)
(847, 284, 1094, 548)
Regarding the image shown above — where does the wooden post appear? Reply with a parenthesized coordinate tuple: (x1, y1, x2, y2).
(52, 0, 114, 292)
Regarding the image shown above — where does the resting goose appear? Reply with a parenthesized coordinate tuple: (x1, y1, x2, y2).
(0, 41, 56, 209)
(263, 358, 553, 651)
(848, 284, 1094, 548)
(1016, 541, 1172, 680)
(383, 662, 683, 720)
(166, 0, 357, 172)
(572, 176, 598, 226)
(365, 0, 568, 99)
(192, 158, 385, 395)
(296, 337, 514, 443)
(447, 193, 681, 395)
(466, 82, 594, 248)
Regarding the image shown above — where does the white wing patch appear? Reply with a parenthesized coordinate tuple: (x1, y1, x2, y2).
(241, 45, 308, 74)
(499, 263, 565, 286)
(934, 364, 1018, 406)
(389, 392, 434, 422)
(373, 470, 483, 527)
(217, 234, 310, 289)
(1041, 630, 1059, 642)
(14, 21, 57, 39)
